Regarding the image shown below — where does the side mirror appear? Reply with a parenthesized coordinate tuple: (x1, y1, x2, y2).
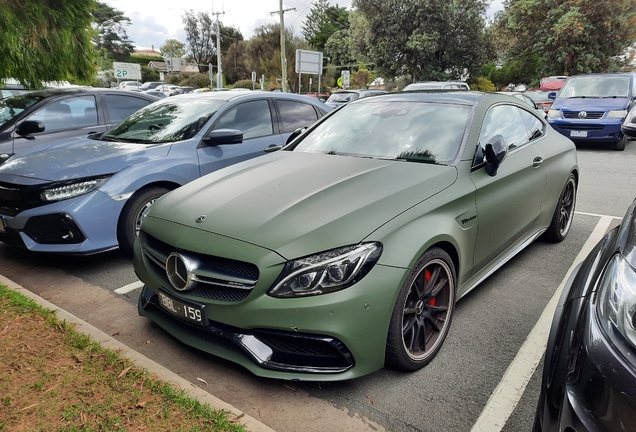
(484, 134, 508, 177)
(548, 92, 557, 100)
(15, 120, 45, 136)
(622, 106, 636, 138)
(285, 126, 307, 145)
(202, 129, 243, 146)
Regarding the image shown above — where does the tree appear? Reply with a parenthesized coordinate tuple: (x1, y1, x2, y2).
(0, 0, 97, 87)
(160, 39, 186, 58)
(353, 0, 490, 81)
(245, 24, 311, 92)
(182, 10, 244, 72)
(92, 1, 135, 61)
(223, 41, 249, 84)
(301, 0, 350, 51)
(324, 29, 356, 67)
(502, 0, 636, 75)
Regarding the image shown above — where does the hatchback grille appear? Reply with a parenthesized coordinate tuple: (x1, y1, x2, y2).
(562, 111, 604, 119)
(0, 181, 46, 216)
(140, 232, 259, 302)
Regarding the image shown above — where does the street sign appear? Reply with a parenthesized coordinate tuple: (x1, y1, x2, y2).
(113, 62, 142, 80)
(251, 71, 257, 82)
(295, 49, 323, 75)
(341, 70, 350, 89)
(337, 77, 343, 87)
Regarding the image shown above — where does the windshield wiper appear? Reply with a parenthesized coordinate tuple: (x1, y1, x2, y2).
(101, 135, 124, 142)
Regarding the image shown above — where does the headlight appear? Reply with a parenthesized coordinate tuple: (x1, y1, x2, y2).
(41, 177, 109, 202)
(596, 254, 636, 349)
(607, 110, 628, 119)
(268, 243, 382, 298)
(547, 109, 561, 119)
(624, 105, 636, 126)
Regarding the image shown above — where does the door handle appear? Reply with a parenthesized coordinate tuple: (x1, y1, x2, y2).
(532, 157, 543, 168)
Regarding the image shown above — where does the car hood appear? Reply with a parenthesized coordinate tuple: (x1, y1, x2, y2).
(552, 97, 629, 111)
(147, 151, 458, 260)
(0, 138, 171, 183)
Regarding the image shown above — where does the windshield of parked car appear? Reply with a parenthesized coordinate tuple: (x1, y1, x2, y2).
(102, 98, 227, 143)
(525, 91, 551, 102)
(291, 101, 470, 164)
(0, 93, 46, 127)
(558, 76, 631, 98)
(327, 92, 359, 103)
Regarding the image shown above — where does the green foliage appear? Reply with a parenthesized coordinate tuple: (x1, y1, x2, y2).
(92, 1, 134, 61)
(325, 29, 356, 67)
(223, 41, 249, 84)
(301, 0, 350, 51)
(141, 66, 160, 83)
(469, 77, 496, 92)
(353, 0, 490, 81)
(232, 79, 254, 89)
(180, 73, 213, 88)
(160, 39, 186, 58)
(502, 0, 636, 75)
(0, 0, 98, 88)
(245, 24, 311, 93)
(182, 11, 244, 72)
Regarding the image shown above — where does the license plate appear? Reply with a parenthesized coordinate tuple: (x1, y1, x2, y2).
(0, 217, 5, 234)
(157, 291, 208, 327)
(570, 130, 587, 137)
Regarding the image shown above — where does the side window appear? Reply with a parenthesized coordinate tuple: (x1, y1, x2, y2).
(519, 109, 545, 140)
(214, 100, 273, 140)
(104, 94, 152, 124)
(276, 100, 319, 133)
(478, 105, 529, 154)
(27, 95, 98, 132)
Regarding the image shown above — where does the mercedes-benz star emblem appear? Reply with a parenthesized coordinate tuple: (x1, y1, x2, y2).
(196, 215, 207, 223)
(165, 253, 197, 291)
(578, 111, 587, 118)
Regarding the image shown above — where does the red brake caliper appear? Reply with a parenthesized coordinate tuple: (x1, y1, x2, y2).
(426, 269, 436, 306)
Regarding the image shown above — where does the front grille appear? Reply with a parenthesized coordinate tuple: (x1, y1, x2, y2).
(558, 124, 604, 131)
(141, 232, 259, 302)
(0, 181, 46, 216)
(563, 111, 604, 119)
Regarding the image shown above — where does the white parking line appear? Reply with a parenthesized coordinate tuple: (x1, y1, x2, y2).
(470, 215, 615, 432)
(114, 280, 144, 295)
(575, 210, 623, 220)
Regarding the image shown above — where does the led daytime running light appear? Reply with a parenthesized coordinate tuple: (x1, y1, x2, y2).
(41, 178, 106, 202)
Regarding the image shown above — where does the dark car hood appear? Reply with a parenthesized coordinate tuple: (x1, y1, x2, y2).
(552, 97, 630, 111)
(0, 138, 171, 183)
(148, 151, 458, 259)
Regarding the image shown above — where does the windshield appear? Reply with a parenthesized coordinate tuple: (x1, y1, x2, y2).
(327, 93, 359, 103)
(558, 76, 631, 98)
(525, 91, 551, 102)
(292, 101, 470, 164)
(103, 98, 227, 143)
(0, 93, 46, 127)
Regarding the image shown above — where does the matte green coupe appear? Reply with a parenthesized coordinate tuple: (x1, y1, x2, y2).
(134, 92, 578, 381)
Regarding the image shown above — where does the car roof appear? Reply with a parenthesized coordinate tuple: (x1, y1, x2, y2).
(14, 87, 156, 98)
(173, 90, 330, 103)
(354, 90, 487, 106)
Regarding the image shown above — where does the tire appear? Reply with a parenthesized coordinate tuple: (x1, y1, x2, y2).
(543, 174, 576, 243)
(117, 186, 170, 256)
(614, 134, 627, 151)
(385, 247, 457, 371)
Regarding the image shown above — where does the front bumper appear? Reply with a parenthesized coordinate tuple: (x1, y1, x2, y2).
(548, 117, 623, 143)
(134, 227, 409, 381)
(0, 190, 125, 254)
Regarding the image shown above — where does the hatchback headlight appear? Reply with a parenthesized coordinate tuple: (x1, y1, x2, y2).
(547, 109, 561, 119)
(268, 243, 382, 298)
(596, 254, 636, 349)
(607, 110, 628, 119)
(41, 177, 109, 202)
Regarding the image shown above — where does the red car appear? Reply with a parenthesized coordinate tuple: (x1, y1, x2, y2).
(526, 89, 555, 113)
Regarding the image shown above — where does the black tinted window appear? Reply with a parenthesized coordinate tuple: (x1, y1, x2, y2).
(28, 95, 98, 132)
(277, 100, 319, 133)
(479, 105, 528, 152)
(214, 100, 273, 139)
(520, 109, 544, 140)
(104, 94, 152, 123)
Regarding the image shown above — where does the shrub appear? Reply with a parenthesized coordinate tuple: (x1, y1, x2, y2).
(470, 77, 496, 92)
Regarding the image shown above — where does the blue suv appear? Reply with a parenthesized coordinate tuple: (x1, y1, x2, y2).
(0, 91, 330, 255)
(547, 73, 636, 150)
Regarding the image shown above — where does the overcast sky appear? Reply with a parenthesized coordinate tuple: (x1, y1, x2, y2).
(103, 0, 504, 51)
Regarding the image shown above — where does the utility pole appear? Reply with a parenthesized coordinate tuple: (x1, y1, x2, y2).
(212, 10, 225, 89)
(270, 1, 295, 92)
